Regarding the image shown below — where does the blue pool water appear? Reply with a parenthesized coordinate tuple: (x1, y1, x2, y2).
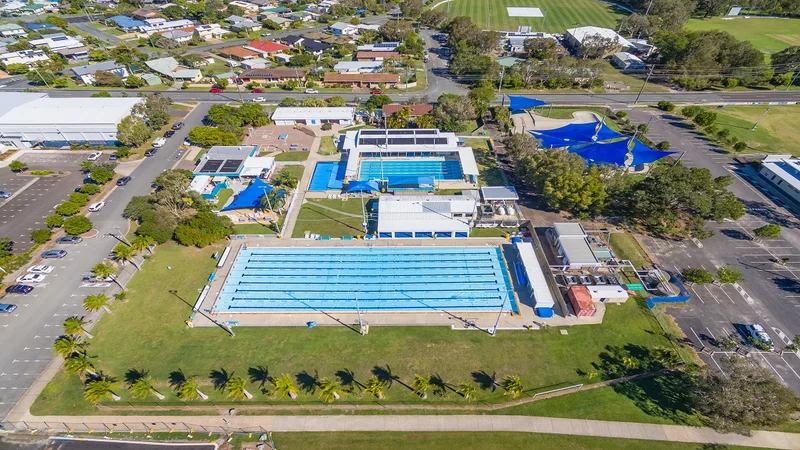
(359, 159, 463, 181)
(308, 162, 346, 191)
(214, 246, 517, 313)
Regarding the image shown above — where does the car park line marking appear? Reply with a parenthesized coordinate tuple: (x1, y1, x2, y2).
(702, 285, 722, 304)
(780, 356, 800, 379)
(689, 286, 705, 304)
(760, 353, 785, 382)
(718, 287, 736, 304)
(706, 327, 717, 339)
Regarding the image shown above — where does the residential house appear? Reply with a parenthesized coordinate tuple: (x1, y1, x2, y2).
(333, 61, 383, 73)
(106, 16, 145, 31)
(497, 56, 523, 68)
(56, 46, 90, 62)
(272, 53, 291, 63)
(0, 23, 26, 38)
(259, 6, 290, 19)
(228, 0, 260, 11)
(628, 38, 656, 57)
(194, 23, 229, 40)
(139, 19, 194, 35)
(329, 22, 357, 35)
(611, 52, 646, 73)
(229, 20, 262, 32)
(355, 24, 380, 32)
(140, 73, 162, 86)
(0, 37, 17, 53)
(247, 0, 273, 6)
(240, 58, 270, 69)
(30, 35, 83, 51)
(323, 72, 399, 88)
(220, 46, 259, 61)
(289, 11, 314, 22)
(356, 51, 400, 62)
(158, 29, 194, 44)
(270, 17, 293, 28)
(238, 68, 307, 83)
(14, 4, 46, 15)
(382, 103, 432, 118)
(507, 36, 528, 54)
(244, 40, 289, 56)
(0, 49, 49, 66)
(71, 61, 128, 85)
(25, 23, 58, 32)
(214, 71, 239, 84)
(283, 35, 331, 55)
(357, 42, 400, 52)
(317, 0, 339, 13)
(565, 26, 634, 58)
(145, 56, 203, 82)
(131, 8, 159, 20)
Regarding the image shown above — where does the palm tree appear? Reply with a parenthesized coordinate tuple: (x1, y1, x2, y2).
(113, 243, 140, 271)
(83, 294, 112, 314)
(64, 354, 97, 379)
(130, 375, 165, 400)
(63, 316, 93, 339)
(131, 235, 155, 255)
(271, 374, 298, 399)
(457, 382, 477, 401)
(177, 376, 208, 400)
(364, 376, 387, 400)
(411, 374, 430, 399)
(318, 377, 341, 403)
(225, 376, 253, 400)
(652, 346, 679, 368)
(500, 375, 524, 399)
(53, 336, 85, 359)
(622, 356, 639, 370)
(585, 370, 599, 380)
(84, 375, 120, 404)
(92, 261, 123, 290)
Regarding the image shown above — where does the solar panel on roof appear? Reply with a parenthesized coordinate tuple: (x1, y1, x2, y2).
(359, 130, 386, 136)
(388, 130, 414, 135)
(388, 138, 415, 145)
(359, 138, 386, 146)
(434, 138, 448, 145)
(199, 159, 223, 173)
(221, 159, 243, 172)
(416, 138, 434, 145)
(415, 130, 436, 135)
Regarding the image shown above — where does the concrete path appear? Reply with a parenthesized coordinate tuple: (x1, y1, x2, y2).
(9, 414, 800, 449)
(279, 136, 320, 238)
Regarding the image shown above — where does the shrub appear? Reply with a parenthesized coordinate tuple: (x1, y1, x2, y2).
(8, 160, 27, 172)
(704, 125, 719, 135)
(136, 208, 177, 244)
(30, 228, 52, 244)
(90, 166, 115, 184)
(114, 147, 131, 159)
(123, 196, 152, 220)
(45, 214, 63, 228)
(717, 266, 744, 284)
(321, 123, 332, 131)
(693, 110, 717, 127)
(173, 211, 232, 248)
(681, 105, 702, 118)
(684, 268, 713, 284)
(733, 141, 747, 151)
(55, 201, 80, 216)
(63, 215, 93, 235)
(68, 192, 90, 206)
(655, 141, 671, 150)
(716, 128, 731, 140)
(657, 100, 675, 112)
(724, 77, 738, 88)
(615, 111, 627, 119)
(79, 184, 101, 195)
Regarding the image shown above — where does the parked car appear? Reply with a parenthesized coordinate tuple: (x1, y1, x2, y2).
(56, 236, 82, 244)
(370, 89, 383, 94)
(87, 151, 102, 161)
(6, 284, 33, 294)
(0, 304, 17, 314)
(305, 89, 319, 94)
(0, 191, 11, 198)
(209, 87, 224, 93)
(172, 122, 184, 130)
(152, 137, 167, 148)
(41, 249, 67, 259)
(27, 264, 53, 274)
(116, 176, 132, 186)
(16, 273, 46, 283)
(252, 88, 264, 93)
(108, 154, 118, 161)
(252, 97, 266, 102)
(144, 148, 157, 157)
(88, 201, 105, 212)
(164, 130, 175, 138)
(746, 324, 775, 351)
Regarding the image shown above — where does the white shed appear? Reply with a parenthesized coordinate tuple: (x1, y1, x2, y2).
(271, 107, 355, 126)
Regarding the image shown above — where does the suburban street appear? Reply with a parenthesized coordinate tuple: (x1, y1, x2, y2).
(0, 104, 210, 420)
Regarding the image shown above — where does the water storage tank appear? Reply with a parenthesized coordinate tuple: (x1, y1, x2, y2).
(498, 206, 506, 215)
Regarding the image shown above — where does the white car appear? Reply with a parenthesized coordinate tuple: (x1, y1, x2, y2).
(746, 324, 775, 351)
(87, 151, 102, 161)
(152, 137, 167, 148)
(252, 97, 266, 102)
(305, 89, 319, 94)
(88, 201, 105, 212)
(16, 273, 46, 283)
(27, 264, 54, 274)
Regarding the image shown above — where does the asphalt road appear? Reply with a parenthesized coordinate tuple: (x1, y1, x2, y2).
(622, 107, 800, 392)
(0, 103, 210, 421)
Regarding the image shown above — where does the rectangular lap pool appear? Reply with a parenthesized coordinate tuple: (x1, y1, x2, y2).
(359, 158, 463, 181)
(308, 161, 346, 191)
(214, 246, 517, 313)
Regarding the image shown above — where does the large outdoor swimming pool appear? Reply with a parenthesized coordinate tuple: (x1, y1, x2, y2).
(214, 246, 517, 313)
(359, 158, 463, 181)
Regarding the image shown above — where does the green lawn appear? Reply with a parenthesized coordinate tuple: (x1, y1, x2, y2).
(276, 165, 305, 180)
(601, 63, 669, 93)
(213, 188, 233, 209)
(433, 0, 628, 33)
(462, 138, 505, 186)
(271, 432, 757, 450)
(470, 228, 515, 237)
(536, 107, 622, 132)
(711, 105, 800, 155)
(292, 198, 374, 238)
(232, 223, 276, 234)
(318, 136, 338, 155)
(274, 151, 310, 162)
(609, 232, 652, 270)
(685, 17, 800, 55)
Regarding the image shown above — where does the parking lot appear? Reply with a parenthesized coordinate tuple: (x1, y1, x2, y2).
(0, 152, 103, 253)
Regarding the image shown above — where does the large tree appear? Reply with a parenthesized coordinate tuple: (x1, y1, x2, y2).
(524, 37, 558, 60)
(133, 94, 173, 130)
(693, 356, 799, 434)
(399, 0, 423, 18)
(378, 20, 413, 42)
(116, 115, 152, 147)
(419, 9, 448, 28)
(432, 94, 476, 132)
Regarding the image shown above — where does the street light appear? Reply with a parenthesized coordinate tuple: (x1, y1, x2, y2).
(350, 288, 365, 336)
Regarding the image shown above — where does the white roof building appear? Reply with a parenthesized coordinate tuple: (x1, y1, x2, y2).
(271, 107, 355, 126)
(0, 94, 142, 149)
(0, 49, 48, 66)
(139, 19, 193, 35)
(333, 61, 383, 73)
(565, 26, 634, 54)
(551, 222, 602, 270)
(229, 0, 260, 11)
(758, 155, 800, 208)
(586, 285, 629, 303)
(357, 42, 400, 52)
(515, 241, 556, 317)
(29, 35, 83, 51)
(376, 195, 475, 239)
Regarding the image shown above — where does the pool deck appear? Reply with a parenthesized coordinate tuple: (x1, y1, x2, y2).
(190, 238, 605, 331)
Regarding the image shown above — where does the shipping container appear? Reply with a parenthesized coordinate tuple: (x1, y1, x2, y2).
(567, 285, 596, 317)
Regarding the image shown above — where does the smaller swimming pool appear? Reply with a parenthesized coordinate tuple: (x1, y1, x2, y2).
(309, 162, 346, 191)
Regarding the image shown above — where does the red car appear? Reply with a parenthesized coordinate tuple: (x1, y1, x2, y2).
(209, 87, 224, 93)
(371, 89, 383, 94)
(252, 88, 264, 93)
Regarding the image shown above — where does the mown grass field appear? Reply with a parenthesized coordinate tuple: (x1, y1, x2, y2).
(685, 17, 800, 55)
(433, 0, 628, 33)
(711, 105, 800, 155)
(31, 242, 677, 415)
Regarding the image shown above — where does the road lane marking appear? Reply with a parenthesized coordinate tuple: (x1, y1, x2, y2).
(760, 353, 785, 382)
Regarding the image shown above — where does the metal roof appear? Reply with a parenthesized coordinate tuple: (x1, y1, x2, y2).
(71, 61, 124, 76)
(377, 196, 474, 233)
(0, 97, 141, 126)
(559, 237, 598, 266)
(553, 222, 586, 237)
(271, 107, 355, 121)
(480, 186, 519, 201)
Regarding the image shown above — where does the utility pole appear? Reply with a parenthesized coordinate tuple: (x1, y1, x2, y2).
(752, 108, 770, 131)
(497, 65, 505, 93)
(634, 65, 654, 105)
(33, 68, 50, 88)
(787, 67, 800, 91)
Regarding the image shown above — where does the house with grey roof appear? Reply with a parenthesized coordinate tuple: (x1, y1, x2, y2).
(159, 29, 193, 43)
(145, 56, 202, 82)
(0, 23, 26, 38)
(70, 61, 128, 85)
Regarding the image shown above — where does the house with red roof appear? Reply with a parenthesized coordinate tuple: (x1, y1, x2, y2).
(244, 40, 290, 56)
